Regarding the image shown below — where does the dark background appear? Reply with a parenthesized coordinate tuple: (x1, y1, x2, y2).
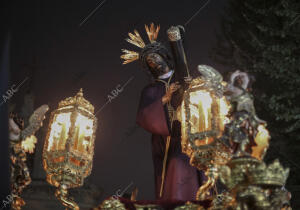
(1, 0, 299, 208)
(0, 0, 10, 204)
(2, 0, 228, 201)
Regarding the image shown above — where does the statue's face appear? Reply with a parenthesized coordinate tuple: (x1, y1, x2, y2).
(146, 53, 170, 76)
(234, 76, 244, 88)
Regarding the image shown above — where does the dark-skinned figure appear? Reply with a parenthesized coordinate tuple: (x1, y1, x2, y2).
(121, 23, 204, 201)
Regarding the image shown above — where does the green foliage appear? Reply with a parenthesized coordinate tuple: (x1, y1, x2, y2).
(213, 0, 300, 140)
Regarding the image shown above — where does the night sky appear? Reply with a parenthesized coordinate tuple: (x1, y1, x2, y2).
(4, 0, 227, 201)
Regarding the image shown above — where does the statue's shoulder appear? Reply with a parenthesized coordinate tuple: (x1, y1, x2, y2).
(140, 82, 164, 99)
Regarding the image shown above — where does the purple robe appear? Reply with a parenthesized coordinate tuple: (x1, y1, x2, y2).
(136, 79, 205, 201)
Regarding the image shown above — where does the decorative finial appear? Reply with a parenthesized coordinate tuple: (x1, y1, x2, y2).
(145, 23, 160, 43)
(77, 88, 83, 97)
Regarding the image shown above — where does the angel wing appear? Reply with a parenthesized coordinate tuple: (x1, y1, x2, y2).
(21, 104, 49, 141)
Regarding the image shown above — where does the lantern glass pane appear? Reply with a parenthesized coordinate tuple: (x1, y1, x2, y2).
(189, 90, 213, 134)
(72, 113, 94, 154)
(218, 97, 230, 134)
(47, 112, 72, 151)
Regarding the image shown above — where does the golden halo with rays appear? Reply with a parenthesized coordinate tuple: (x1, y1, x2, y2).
(121, 23, 160, 65)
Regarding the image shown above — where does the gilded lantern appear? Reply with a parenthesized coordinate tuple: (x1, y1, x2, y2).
(42, 89, 97, 209)
(178, 65, 232, 200)
(180, 75, 231, 170)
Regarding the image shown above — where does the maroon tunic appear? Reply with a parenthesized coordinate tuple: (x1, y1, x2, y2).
(136, 79, 205, 201)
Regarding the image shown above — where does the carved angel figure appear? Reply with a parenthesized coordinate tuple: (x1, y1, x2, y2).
(9, 105, 49, 210)
(225, 70, 265, 127)
(224, 70, 267, 157)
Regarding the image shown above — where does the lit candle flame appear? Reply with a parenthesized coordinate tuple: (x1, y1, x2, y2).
(252, 124, 270, 160)
(47, 113, 71, 151)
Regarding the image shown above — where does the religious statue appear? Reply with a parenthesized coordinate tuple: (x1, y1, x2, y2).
(8, 105, 48, 210)
(121, 23, 204, 200)
(226, 70, 266, 126)
(223, 70, 268, 157)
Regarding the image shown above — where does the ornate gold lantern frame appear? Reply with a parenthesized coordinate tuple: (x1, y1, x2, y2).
(181, 77, 231, 167)
(179, 74, 232, 200)
(43, 89, 97, 209)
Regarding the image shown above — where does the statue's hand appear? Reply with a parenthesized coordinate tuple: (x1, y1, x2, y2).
(162, 82, 181, 104)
